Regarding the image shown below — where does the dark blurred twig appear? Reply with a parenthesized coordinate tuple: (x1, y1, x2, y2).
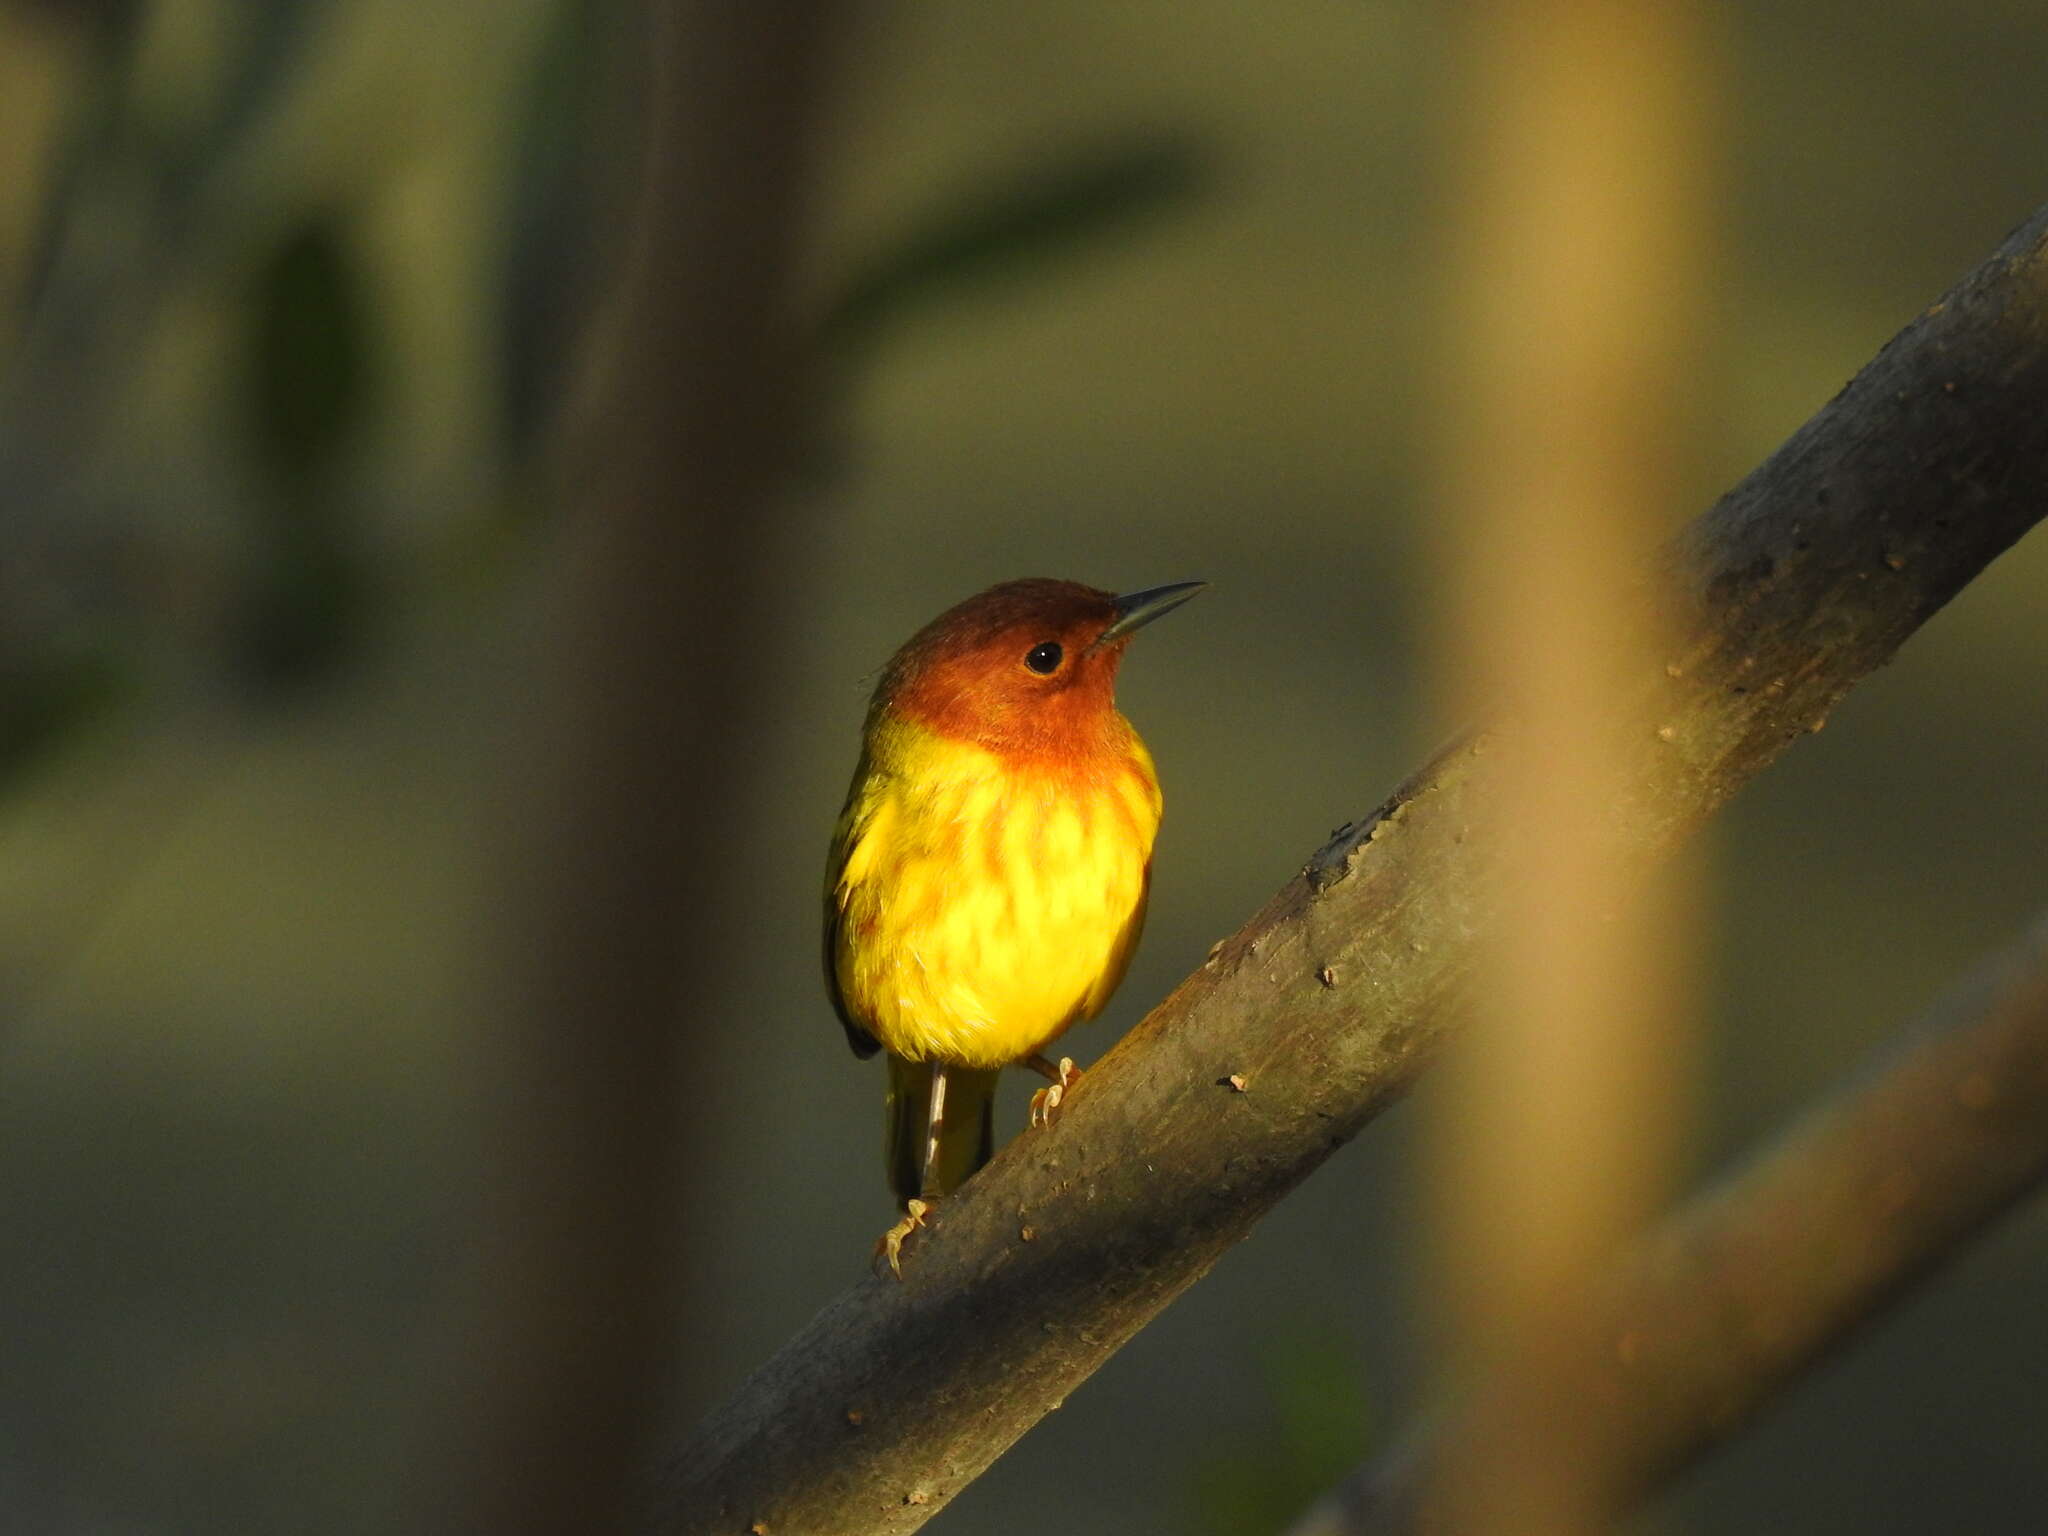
(1288, 909, 2048, 1536)
(657, 205, 2048, 1535)
(459, 3, 838, 1534)
(813, 134, 1209, 362)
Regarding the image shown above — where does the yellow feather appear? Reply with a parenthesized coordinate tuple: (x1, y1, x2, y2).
(826, 716, 1160, 1071)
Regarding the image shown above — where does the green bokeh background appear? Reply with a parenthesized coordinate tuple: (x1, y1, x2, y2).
(3, 2, 2046, 1531)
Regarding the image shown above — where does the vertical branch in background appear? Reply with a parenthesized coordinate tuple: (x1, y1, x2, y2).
(1427, 3, 1714, 1533)
(457, 4, 838, 1534)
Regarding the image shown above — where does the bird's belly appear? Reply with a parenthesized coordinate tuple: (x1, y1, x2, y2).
(842, 800, 1150, 1070)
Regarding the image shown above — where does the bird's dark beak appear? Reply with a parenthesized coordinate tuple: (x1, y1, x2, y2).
(1093, 581, 1208, 649)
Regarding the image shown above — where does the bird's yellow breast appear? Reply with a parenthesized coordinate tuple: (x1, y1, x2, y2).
(827, 716, 1161, 1070)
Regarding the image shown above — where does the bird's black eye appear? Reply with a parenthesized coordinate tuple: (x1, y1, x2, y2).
(1024, 641, 1064, 674)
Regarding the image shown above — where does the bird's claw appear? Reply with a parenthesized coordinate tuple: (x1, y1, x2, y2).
(1028, 1056, 1082, 1128)
(874, 1197, 932, 1279)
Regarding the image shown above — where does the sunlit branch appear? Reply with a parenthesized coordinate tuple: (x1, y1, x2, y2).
(655, 205, 2048, 1536)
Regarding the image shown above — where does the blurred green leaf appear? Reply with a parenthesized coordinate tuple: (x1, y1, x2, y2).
(816, 134, 1211, 361)
(246, 216, 374, 484)
(1189, 1327, 1375, 1536)
(0, 641, 130, 797)
(233, 214, 379, 695)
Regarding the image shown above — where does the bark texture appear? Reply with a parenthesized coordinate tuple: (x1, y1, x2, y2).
(656, 205, 2048, 1535)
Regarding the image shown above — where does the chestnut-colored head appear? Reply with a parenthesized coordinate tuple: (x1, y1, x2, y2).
(874, 577, 1203, 761)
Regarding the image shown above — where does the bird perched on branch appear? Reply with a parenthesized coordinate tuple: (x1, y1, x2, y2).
(825, 578, 1205, 1275)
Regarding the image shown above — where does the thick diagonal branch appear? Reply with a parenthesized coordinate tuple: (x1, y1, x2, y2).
(658, 206, 2048, 1535)
(1289, 911, 2048, 1536)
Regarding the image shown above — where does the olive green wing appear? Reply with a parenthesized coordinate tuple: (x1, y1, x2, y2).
(824, 760, 882, 1060)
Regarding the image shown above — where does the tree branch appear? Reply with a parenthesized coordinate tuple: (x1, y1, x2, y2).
(1288, 909, 2048, 1535)
(657, 205, 2048, 1535)
(460, 4, 838, 1532)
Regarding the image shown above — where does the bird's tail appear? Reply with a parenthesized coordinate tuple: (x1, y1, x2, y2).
(885, 1057, 1000, 1207)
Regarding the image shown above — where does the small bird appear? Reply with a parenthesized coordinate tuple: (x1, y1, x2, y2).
(825, 578, 1205, 1274)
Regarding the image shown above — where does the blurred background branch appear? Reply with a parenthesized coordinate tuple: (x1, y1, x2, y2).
(451, 2, 840, 1533)
(1291, 907, 2048, 1536)
(1421, 1, 1713, 1530)
(656, 204, 2048, 1535)
(812, 133, 1209, 365)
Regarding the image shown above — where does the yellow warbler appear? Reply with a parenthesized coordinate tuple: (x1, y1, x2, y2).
(825, 578, 1204, 1272)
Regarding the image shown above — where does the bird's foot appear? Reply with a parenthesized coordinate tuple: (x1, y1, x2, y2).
(1027, 1055, 1083, 1128)
(874, 1197, 932, 1280)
